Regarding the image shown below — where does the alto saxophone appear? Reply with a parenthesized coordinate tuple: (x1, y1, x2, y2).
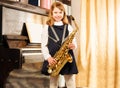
(47, 15, 79, 76)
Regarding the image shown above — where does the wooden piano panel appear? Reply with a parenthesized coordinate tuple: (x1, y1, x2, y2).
(2, 6, 43, 35)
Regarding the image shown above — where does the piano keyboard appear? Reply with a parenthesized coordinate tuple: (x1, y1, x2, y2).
(21, 47, 44, 63)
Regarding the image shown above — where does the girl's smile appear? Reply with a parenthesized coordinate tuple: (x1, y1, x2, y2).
(52, 7, 64, 22)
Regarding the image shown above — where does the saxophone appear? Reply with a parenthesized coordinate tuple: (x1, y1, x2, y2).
(47, 15, 79, 76)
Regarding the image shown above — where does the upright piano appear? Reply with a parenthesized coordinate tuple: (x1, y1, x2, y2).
(0, 1, 47, 88)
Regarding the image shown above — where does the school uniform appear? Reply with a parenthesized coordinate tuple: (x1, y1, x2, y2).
(41, 21, 78, 88)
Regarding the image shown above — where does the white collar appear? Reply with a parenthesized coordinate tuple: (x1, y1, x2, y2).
(54, 21, 63, 26)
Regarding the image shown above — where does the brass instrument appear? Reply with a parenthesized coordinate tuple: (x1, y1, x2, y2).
(47, 15, 79, 76)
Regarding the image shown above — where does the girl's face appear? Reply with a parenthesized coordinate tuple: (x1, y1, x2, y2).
(52, 7, 64, 22)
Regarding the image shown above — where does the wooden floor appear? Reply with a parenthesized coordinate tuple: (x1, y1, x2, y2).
(5, 62, 87, 88)
(6, 62, 50, 88)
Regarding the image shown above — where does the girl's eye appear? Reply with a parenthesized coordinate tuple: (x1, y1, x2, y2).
(53, 12, 57, 14)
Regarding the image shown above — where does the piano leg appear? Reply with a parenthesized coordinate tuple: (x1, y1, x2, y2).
(0, 67, 9, 88)
(0, 48, 22, 88)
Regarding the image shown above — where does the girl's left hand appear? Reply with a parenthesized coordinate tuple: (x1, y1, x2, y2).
(68, 43, 75, 50)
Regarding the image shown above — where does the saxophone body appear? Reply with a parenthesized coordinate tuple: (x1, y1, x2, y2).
(47, 15, 79, 76)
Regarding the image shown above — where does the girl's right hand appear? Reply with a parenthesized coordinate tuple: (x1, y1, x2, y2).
(47, 57, 57, 66)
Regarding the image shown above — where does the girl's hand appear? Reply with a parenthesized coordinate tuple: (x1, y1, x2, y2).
(47, 57, 57, 66)
(68, 43, 75, 50)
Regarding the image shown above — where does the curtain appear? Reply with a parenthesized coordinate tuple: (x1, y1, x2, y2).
(76, 0, 120, 88)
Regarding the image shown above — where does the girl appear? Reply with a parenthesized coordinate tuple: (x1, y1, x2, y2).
(41, 1, 78, 88)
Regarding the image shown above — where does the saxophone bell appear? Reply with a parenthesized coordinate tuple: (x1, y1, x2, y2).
(65, 53, 73, 63)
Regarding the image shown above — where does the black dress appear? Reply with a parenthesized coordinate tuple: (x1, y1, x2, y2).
(41, 24, 78, 75)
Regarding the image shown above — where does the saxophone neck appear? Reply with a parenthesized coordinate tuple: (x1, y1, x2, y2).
(69, 15, 79, 30)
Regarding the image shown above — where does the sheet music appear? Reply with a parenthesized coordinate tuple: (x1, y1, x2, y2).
(26, 23, 43, 44)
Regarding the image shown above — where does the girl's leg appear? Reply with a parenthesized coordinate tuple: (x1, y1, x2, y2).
(64, 74, 76, 88)
(58, 75, 66, 87)
(50, 75, 59, 88)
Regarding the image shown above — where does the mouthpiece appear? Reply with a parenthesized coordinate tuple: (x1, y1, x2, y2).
(70, 15, 75, 20)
